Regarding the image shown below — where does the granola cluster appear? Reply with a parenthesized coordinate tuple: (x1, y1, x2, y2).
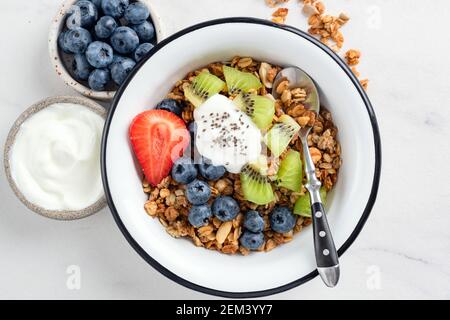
(143, 57, 341, 255)
(272, 8, 289, 24)
(345, 49, 361, 66)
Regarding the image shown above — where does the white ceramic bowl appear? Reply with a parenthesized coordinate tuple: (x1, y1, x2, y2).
(101, 18, 381, 297)
(48, 0, 164, 101)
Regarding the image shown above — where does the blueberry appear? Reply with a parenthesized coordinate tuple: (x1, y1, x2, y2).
(188, 204, 212, 228)
(270, 206, 296, 233)
(110, 57, 135, 85)
(89, 0, 102, 9)
(94, 16, 118, 39)
(66, 12, 81, 30)
(239, 230, 264, 250)
(156, 98, 182, 117)
(88, 68, 110, 91)
(85, 41, 113, 68)
(212, 196, 239, 222)
(133, 43, 153, 62)
(171, 157, 197, 184)
(124, 2, 150, 24)
(186, 179, 211, 205)
(58, 32, 72, 53)
(243, 211, 265, 233)
(64, 27, 92, 53)
(109, 54, 125, 69)
(72, 53, 92, 80)
(66, 9, 82, 30)
(66, 1, 98, 29)
(110, 26, 139, 54)
(130, 21, 155, 42)
(101, 0, 129, 18)
(198, 158, 226, 181)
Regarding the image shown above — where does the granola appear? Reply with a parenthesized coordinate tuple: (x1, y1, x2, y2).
(264, 0, 369, 90)
(272, 8, 289, 24)
(301, 0, 348, 51)
(142, 57, 342, 255)
(345, 49, 361, 66)
(266, 0, 290, 8)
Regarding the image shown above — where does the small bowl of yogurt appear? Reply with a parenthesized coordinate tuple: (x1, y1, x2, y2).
(4, 96, 107, 220)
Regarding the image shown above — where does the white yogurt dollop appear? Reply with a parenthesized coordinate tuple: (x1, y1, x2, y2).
(193, 94, 261, 173)
(10, 103, 104, 211)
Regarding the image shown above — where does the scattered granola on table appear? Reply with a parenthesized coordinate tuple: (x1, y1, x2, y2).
(345, 49, 361, 66)
(359, 79, 369, 91)
(345, 49, 369, 90)
(138, 57, 342, 255)
(301, 0, 348, 51)
(266, 0, 290, 8)
(264, 0, 369, 89)
(272, 8, 289, 24)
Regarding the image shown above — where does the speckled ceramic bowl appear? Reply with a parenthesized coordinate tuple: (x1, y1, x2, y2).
(48, 0, 164, 101)
(4, 96, 107, 220)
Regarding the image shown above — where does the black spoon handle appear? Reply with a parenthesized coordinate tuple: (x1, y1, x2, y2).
(302, 135, 340, 287)
(311, 202, 338, 268)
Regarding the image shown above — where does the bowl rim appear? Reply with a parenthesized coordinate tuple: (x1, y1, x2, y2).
(48, 0, 164, 102)
(4, 95, 107, 221)
(101, 17, 382, 298)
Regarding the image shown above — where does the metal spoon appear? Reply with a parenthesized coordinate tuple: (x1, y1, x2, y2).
(272, 67, 340, 287)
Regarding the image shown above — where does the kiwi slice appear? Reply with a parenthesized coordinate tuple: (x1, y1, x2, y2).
(276, 150, 302, 192)
(233, 93, 275, 129)
(183, 71, 225, 107)
(293, 188, 327, 217)
(240, 158, 275, 205)
(264, 115, 300, 157)
(223, 65, 262, 94)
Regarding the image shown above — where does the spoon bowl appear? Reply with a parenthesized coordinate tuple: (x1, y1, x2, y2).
(272, 67, 320, 113)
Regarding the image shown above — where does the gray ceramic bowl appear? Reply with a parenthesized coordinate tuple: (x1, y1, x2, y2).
(48, 0, 164, 101)
(4, 96, 107, 220)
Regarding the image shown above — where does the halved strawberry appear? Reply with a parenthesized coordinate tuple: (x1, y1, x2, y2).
(129, 110, 190, 186)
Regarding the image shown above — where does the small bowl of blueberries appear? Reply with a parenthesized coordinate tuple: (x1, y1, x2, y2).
(49, 0, 162, 101)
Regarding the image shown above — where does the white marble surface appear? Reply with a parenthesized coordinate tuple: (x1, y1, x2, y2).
(0, 0, 449, 299)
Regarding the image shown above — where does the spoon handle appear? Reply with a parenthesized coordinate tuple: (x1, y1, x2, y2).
(302, 136, 340, 287)
(311, 201, 339, 285)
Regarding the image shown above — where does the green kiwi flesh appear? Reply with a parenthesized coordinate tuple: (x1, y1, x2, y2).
(293, 188, 327, 217)
(264, 114, 300, 157)
(183, 72, 225, 107)
(276, 150, 302, 192)
(223, 66, 262, 94)
(240, 161, 275, 205)
(233, 93, 275, 129)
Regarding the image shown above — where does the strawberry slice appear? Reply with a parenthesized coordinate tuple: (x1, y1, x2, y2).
(129, 110, 190, 186)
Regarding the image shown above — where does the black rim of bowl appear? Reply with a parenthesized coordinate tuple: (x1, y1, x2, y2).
(101, 17, 382, 298)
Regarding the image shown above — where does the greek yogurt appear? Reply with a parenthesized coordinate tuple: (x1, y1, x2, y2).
(10, 103, 104, 211)
(193, 94, 262, 173)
